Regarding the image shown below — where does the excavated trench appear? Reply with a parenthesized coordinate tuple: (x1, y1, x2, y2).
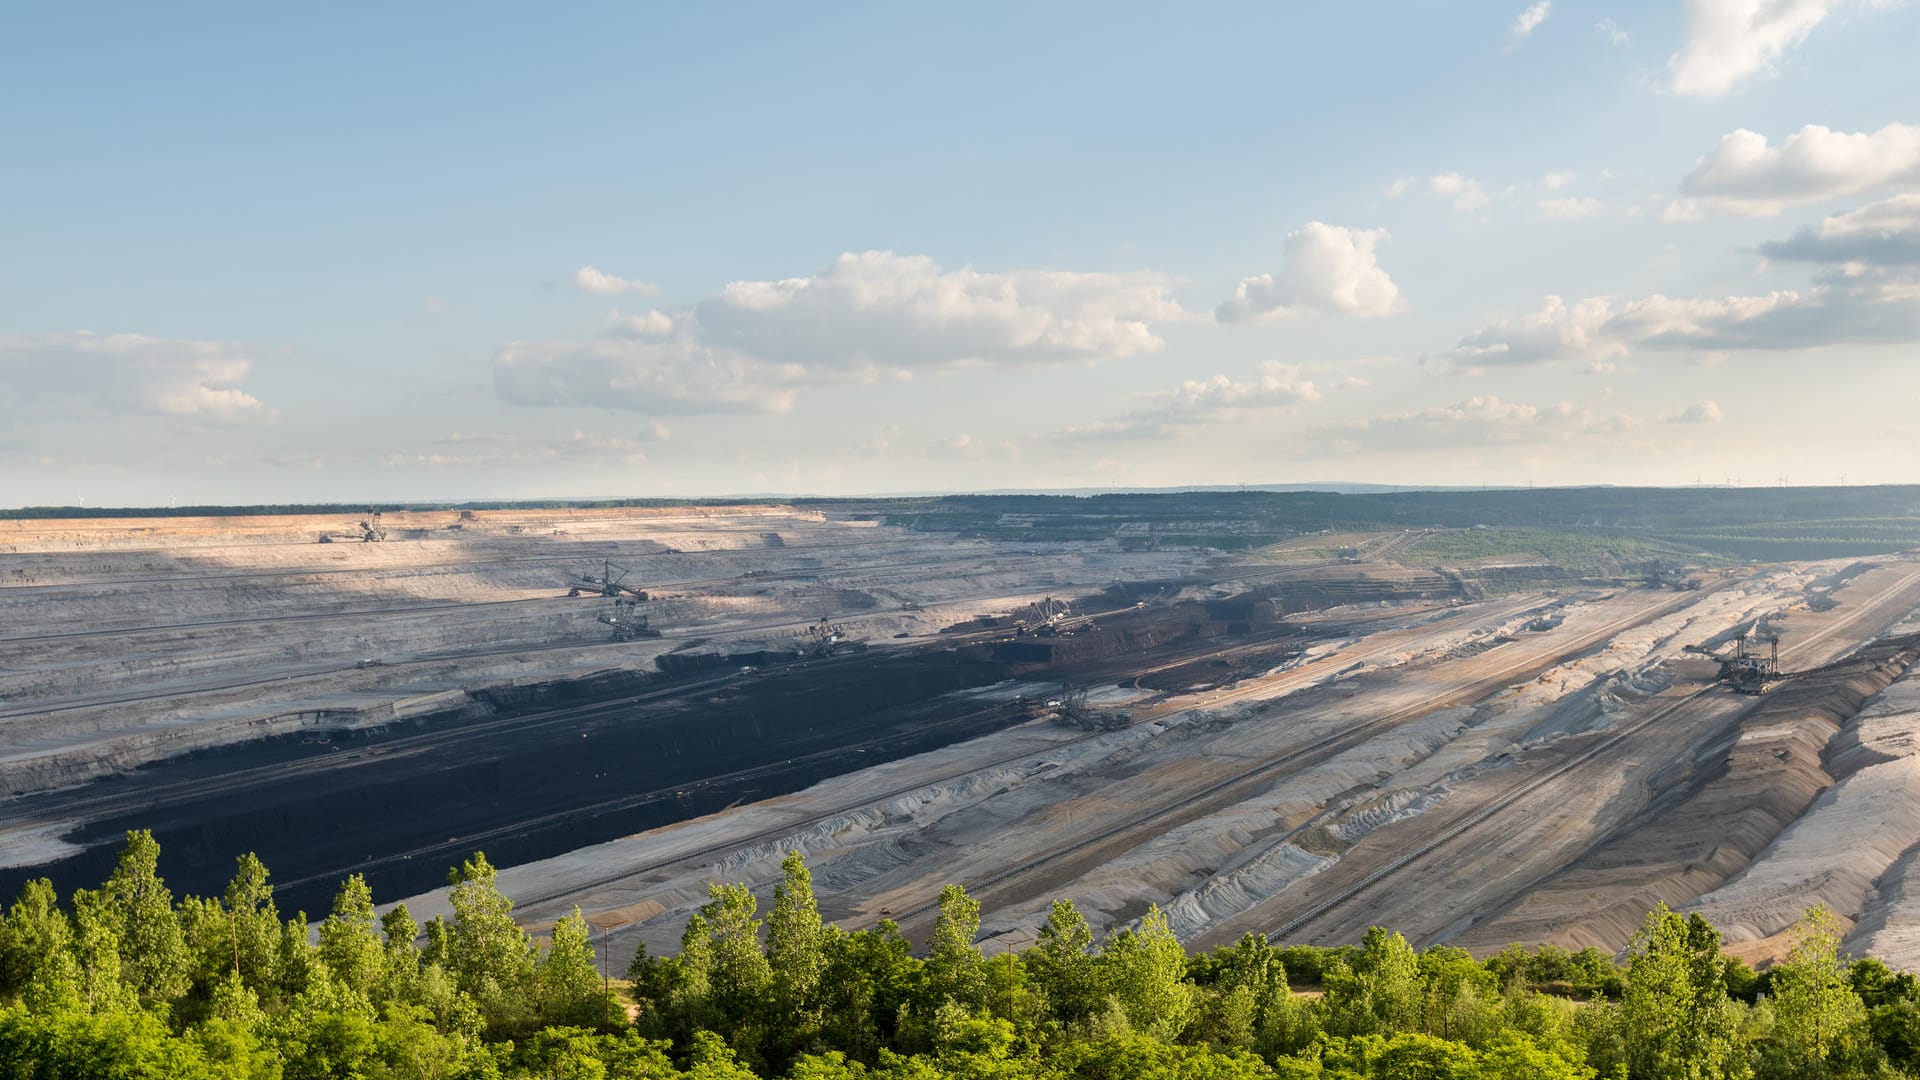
(0, 591, 1332, 915)
(1453, 634, 1920, 953)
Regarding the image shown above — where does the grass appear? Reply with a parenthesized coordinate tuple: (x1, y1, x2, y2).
(1401, 528, 1707, 572)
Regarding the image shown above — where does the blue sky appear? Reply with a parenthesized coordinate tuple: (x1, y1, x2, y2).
(4, 1, 1918, 504)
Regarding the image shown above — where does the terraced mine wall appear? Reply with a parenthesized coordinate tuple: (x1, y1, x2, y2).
(0, 590, 1315, 915)
(1454, 633, 1920, 953)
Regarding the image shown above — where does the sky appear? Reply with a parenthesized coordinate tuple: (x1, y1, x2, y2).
(3, 1, 1919, 506)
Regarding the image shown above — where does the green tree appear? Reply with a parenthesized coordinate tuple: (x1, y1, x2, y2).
(100, 829, 190, 1008)
(190, 972, 279, 1080)
(1096, 905, 1194, 1040)
(766, 851, 827, 1030)
(925, 883, 986, 1011)
(538, 907, 611, 1029)
(1620, 904, 1745, 1080)
(0, 878, 81, 1011)
(699, 881, 774, 1048)
(1472, 1030, 1595, 1080)
(1325, 927, 1425, 1038)
(1195, 932, 1293, 1053)
(70, 887, 135, 1014)
(445, 851, 535, 1029)
(1420, 945, 1500, 1045)
(317, 873, 385, 1000)
(222, 853, 281, 999)
(1766, 905, 1868, 1074)
(275, 912, 319, 1004)
(1029, 898, 1102, 1028)
(664, 910, 717, 1038)
(816, 920, 917, 1063)
(380, 903, 422, 1004)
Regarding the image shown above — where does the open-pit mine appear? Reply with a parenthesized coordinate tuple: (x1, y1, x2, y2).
(6, 492, 1920, 973)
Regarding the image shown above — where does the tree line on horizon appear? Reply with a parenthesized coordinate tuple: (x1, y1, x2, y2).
(5, 831, 1920, 1079)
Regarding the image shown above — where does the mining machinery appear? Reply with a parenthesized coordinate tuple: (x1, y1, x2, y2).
(802, 616, 867, 658)
(1716, 632, 1780, 694)
(1037, 683, 1128, 731)
(316, 509, 386, 543)
(1644, 561, 1702, 591)
(567, 560, 648, 600)
(599, 598, 661, 641)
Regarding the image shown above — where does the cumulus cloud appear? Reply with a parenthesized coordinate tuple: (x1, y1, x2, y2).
(499, 251, 1188, 415)
(0, 331, 271, 421)
(1311, 395, 1639, 455)
(1509, 1, 1552, 46)
(572, 265, 660, 296)
(1435, 279, 1920, 368)
(1428, 173, 1491, 212)
(1058, 362, 1327, 441)
(1668, 400, 1725, 423)
(381, 428, 666, 469)
(1538, 196, 1606, 221)
(494, 336, 802, 414)
(1668, 123, 1920, 219)
(1596, 18, 1630, 44)
(685, 251, 1186, 367)
(1215, 224, 1403, 322)
(1542, 171, 1577, 191)
(1438, 295, 1620, 369)
(1759, 193, 1920, 266)
(1668, 0, 1846, 96)
(1386, 173, 1490, 212)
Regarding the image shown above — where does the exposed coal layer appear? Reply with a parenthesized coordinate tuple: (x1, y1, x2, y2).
(0, 594, 1314, 915)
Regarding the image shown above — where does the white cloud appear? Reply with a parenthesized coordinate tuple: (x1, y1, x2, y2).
(1668, 400, 1725, 423)
(1436, 278, 1920, 368)
(1059, 362, 1328, 441)
(1509, 1, 1552, 46)
(1668, 0, 1847, 96)
(1759, 193, 1920, 265)
(1386, 173, 1492, 212)
(1669, 123, 1920, 218)
(1438, 295, 1620, 369)
(1216, 224, 1403, 322)
(0, 331, 271, 421)
(1428, 172, 1491, 212)
(501, 251, 1188, 415)
(687, 251, 1186, 367)
(1311, 395, 1640, 455)
(1541, 171, 1577, 191)
(1596, 18, 1630, 44)
(572, 265, 660, 296)
(381, 428, 665, 469)
(927, 433, 986, 461)
(1538, 196, 1606, 221)
(494, 336, 802, 415)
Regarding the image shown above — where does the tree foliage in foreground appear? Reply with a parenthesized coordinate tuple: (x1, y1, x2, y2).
(2, 832, 1918, 1078)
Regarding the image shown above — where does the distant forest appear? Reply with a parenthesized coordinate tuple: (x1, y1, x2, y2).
(4, 831, 1920, 1079)
(8, 486, 1920, 563)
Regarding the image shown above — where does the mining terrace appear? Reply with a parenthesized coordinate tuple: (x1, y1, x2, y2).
(4, 501, 1920, 971)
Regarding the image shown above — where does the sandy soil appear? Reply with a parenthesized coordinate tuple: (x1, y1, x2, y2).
(0, 507, 1204, 795)
(369, 555, 1920, 973)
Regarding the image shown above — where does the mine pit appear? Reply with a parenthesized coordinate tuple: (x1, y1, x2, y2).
(4, 502, 1920, 975)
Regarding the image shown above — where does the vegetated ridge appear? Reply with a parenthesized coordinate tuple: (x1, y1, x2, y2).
(1, 832, 1915, 1080)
